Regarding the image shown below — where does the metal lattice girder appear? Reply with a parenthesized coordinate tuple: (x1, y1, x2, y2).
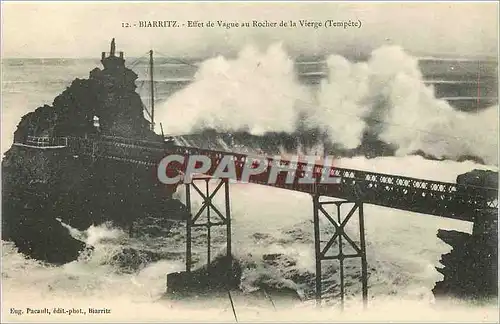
(169, 143, 496, 219)
(61, 137, 497, 219)
(184, 178, 231, 273)
(317, 202, 363, 259)
(312, 197, 368, 310)
(190, 180, 226, 224)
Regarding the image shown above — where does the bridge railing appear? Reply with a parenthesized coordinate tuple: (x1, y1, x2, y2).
(100, 135, 167, 149)
(166, 144, 497, 220)
(23, 136, 68, 147)
(48, 135, 497, 220)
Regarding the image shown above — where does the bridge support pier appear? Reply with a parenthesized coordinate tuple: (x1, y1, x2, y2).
(312, 196, 368, 310)
(184, 177, 232, 272)
(166, 177, 233, 296)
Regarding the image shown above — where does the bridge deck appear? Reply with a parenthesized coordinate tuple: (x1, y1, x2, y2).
(15, 136, 498, 221)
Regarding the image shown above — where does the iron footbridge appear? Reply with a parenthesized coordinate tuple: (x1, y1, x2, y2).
(14, 135, 498, 221)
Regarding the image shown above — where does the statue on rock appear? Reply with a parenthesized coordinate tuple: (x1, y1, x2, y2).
(110, 38, 116, 56)
(13, 38, 158, 141)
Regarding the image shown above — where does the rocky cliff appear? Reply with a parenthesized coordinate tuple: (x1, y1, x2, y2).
(433, 170, 498, 302)
(2, 40, 187, 265)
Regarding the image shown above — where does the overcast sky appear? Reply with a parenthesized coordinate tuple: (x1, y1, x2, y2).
(1, 1, 498, 59)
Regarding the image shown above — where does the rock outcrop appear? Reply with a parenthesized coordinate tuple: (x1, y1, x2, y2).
(166, 254, 243, 296)
(433, 169, 498, 302)
(2, 39, 187, 265)
(13, 43, 155, 142)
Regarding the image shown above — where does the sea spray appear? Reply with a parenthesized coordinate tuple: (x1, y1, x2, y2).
(359, 47, 498, 164)
(156, 42, 310, 136)
(156, 44, 497, 165)
(307, 54, 372, 149)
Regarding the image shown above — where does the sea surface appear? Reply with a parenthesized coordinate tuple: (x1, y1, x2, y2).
(1, 45, 499, 322)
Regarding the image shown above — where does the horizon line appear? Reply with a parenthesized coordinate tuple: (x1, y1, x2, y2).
(2, 54, 498, 63)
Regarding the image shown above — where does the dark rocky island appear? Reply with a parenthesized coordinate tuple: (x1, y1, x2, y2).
(2, 39, 187, 265)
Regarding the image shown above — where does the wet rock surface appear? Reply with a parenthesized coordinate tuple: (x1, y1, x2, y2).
(166, 255, 243, 296)
(433, 170, 498, 302)
(2, 41, 187, 265)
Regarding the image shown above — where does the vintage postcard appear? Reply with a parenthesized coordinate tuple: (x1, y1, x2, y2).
(1, 1, 498, 322)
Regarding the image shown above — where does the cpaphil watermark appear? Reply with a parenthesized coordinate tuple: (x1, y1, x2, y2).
(157, 154, 342, 185)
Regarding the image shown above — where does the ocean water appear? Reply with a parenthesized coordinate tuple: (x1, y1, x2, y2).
(1, 44, 499, 322)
